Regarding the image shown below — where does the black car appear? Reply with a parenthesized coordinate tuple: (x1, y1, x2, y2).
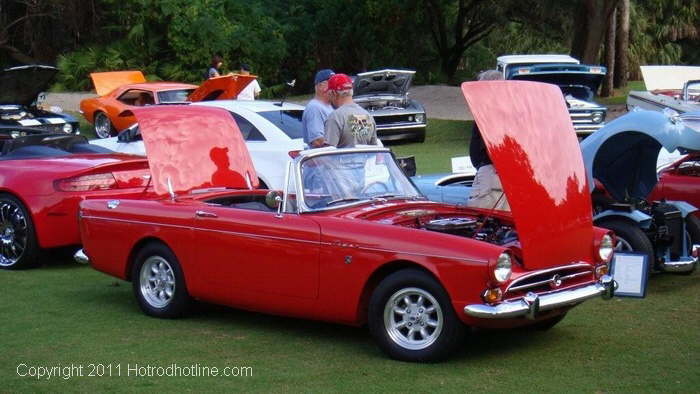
(0, 65, 80, 136)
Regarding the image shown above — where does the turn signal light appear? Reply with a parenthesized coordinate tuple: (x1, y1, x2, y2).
(55, 173, 118, 192)
(595, 264, 609, 278)
(288, 150, 301, 158)
(482, 288, 502, 304)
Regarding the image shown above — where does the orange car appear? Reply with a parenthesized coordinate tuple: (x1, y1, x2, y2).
(80, 71, 256, 138)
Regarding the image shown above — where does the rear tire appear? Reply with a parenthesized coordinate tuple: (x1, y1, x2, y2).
(94, 112, 114, 139)
(131, 242, 191, 318)
(0, 193, 40, 270)
(596, 218, 655, 271)
(679, 215, 700, 275)
(368, 269, 465, 362)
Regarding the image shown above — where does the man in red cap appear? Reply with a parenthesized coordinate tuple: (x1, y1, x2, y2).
(324, 73, 378, 148)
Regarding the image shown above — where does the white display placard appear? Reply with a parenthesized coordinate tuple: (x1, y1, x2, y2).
(611, 253, 649, 298)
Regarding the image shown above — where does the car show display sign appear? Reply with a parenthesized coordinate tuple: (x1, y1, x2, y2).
(611, 253, 649, 298)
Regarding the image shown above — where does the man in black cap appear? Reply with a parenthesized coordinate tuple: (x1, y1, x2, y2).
(237, 63, 261, 100)
(302, 69, 335, 148)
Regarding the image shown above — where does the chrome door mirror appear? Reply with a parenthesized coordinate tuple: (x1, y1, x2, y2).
(265, 190, 283, 210)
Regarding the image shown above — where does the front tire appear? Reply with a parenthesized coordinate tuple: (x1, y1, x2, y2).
(368, 269, 465, 362)
(0, 194, 40, 270)
(131, 243, 191, 318)
(94, 112, 114, 139)
(596, 218, 655, 271)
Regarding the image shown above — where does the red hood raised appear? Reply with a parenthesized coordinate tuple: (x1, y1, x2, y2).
(132, 105, 258, 196)
(461, 81, 593, 269)
(188, 74, 257, 101)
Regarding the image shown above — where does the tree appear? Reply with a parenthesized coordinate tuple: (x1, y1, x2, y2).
(423, 0, 504, 82)
(570, 0, 622, 63)
(613, 0, 629, 88)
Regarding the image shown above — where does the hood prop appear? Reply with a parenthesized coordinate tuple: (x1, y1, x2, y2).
(167, 177, 176, 201)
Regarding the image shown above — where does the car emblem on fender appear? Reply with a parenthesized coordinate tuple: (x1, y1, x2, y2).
(550, 274, 562, 288)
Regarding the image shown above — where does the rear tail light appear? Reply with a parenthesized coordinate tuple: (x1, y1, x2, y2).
(55, 173, 118, 192)
(288, 150, 301, 159)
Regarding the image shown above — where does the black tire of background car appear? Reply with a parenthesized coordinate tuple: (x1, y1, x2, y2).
(596, 218, 655, 272)
(678, 215, 700, 276)
(368, 268, 466, 362)
(0, 193, 40, 270)
(131, 242, 192, 318)
(94, 112, 114, 139)
(529, 312, 568, 331)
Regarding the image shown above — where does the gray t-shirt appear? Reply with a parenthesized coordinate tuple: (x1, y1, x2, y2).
(302, 98, 333, 144)
(324, 103, 378, 148)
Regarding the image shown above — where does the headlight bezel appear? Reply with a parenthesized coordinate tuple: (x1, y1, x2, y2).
(599, 234, 614, 262)
(62, 123, 73, 134)
(414, 113, 425, 123)
(493, 252, 512, 283)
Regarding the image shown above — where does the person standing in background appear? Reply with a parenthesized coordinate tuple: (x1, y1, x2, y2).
(302, 69, 335, 148)
(208, 55, 224, 79)
(323, 73, 378, 148)
(237, 64, 261, 100)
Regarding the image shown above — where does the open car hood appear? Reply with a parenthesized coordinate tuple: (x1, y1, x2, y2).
(462, 81, 593, 270)
(580, 110, 700, 201)
(0, 65, 58, 106)
(640, 66, 700, 91)
(353, 69, 414, 97)
(132, 105, 258, 196)
(509, 64, 604, 99)
(90, 71, 147, 96)
(188, 74, 257, 101)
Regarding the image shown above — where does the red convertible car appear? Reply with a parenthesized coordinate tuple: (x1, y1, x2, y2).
(79, 71, 256, 138)
(649, 152, 700, 218)
(0, 126, 150, 269)
(76, 82, 615, 362)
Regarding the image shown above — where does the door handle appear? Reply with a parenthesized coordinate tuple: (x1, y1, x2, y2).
(195, 210, 218, 218)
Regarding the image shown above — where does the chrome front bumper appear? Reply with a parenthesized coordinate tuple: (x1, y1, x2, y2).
(661, 245, 699, 273)
(464, 275, 616, 319)
(74, 249, 90, 265)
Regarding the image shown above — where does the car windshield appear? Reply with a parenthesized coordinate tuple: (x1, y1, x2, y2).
(158, 89, 195, 103)
(258, 110, 303, 139)
(299, 151, 422, 210)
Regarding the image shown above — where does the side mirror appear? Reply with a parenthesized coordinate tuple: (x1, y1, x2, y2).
(265, 190, 283, 210)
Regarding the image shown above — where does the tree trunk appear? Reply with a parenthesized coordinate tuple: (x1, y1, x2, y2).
(613, 0, 629, 89)
(570, 0, 621, 64)
(601, 10, 616, 97)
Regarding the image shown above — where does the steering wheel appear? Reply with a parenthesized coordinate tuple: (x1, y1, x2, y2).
(361, 181, 390, 194)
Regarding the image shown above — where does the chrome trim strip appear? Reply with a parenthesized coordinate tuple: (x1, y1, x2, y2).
(74, 249, 90, 264)
(80, 215, 487, 264)
(505, 263, 593, 293)
(376, 124, 426, 130)
(465, 275, 616, 319)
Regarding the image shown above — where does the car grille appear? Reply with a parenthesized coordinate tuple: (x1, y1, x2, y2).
(373, 114, 420, 125)
(505, 264, 594, 297)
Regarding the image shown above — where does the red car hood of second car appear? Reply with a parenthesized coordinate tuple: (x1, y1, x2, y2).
(462, 81, 593, 269)
(133, 105, 258, 196)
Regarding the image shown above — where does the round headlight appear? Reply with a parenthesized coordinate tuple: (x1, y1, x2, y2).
(415, 114, 425, 123)
(599, 234, 614, 262)
(62, 123, 73, 134)
(591, 112, 604, 124)
(494, 252, 512, 283)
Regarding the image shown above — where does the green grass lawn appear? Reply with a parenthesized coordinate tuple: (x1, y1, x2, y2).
(390, 119, 472, 174)
(598, 80, 646, 106)
(1, 258, 698, 392)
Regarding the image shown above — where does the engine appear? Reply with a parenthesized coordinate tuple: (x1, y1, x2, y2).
(422, 216, 518, 245)
(356, 98, 407, 111)
(0, 105, 31, 121)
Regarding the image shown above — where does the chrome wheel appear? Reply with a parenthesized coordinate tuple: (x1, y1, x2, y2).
(139, 256, 176, 308)
(383, 287, 443, 350)
(614, 236, 634, 252)
(0, 200, 28, 267)
(94, 113, 112, 139)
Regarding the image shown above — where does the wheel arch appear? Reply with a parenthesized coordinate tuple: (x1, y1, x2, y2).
(125, 236, 172, 281)
(356, 260, 442, 326)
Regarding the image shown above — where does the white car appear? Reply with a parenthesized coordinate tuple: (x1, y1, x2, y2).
(627, 66, 700, 114)
(90, 100, 306, 189)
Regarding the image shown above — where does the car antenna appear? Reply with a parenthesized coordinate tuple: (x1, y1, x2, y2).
(276, 79, 296, 107)
(167, 177, 176, 201)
